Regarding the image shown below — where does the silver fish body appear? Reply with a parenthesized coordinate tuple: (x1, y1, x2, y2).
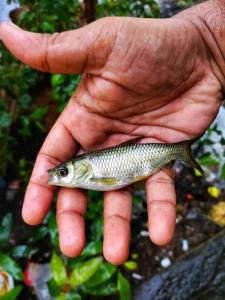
(47, 140, 203, 191)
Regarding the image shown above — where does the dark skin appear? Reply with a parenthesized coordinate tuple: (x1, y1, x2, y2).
(0, 1, 223, 264)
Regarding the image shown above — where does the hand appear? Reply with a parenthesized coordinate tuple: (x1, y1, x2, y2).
(0, 14, 222, 264)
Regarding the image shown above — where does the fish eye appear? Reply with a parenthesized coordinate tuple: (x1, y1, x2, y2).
(57, 167, 69, 177)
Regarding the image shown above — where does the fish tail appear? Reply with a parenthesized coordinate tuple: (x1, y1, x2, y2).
(178, 139, 204, 175)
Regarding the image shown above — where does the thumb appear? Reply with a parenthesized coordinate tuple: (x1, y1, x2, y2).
(0, 19, 113, 73)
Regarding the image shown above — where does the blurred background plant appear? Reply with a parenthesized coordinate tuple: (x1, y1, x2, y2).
(0, 0, 224, 299)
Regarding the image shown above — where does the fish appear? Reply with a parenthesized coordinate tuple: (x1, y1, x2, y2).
(47, 138, 204, 191)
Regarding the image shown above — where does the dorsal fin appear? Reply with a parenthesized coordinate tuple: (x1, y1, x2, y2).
(119, 137, 142, 146)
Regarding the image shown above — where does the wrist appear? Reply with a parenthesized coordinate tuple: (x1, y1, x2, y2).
(174, 0, 225, 90)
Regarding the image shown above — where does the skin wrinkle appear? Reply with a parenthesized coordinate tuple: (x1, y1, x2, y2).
(29, 180, 56, 191)
(38, 151, 62, 167)
(99, 67, 203, 120)
(85, 30, 102, 72)
(109, 22, 137, 69)
(132, 124, 195, 142)
(124, 72, 219, 128)
(80, 26, 204, 119)
(118, 27, 143, 74)
(25, 33, 46, 70)
(174, 22, 195, 68)
(99, 19, 123, 75)
(61, 100, 137, 149)
(152, 96, 203, 124)
(129, 126, 189, 142)
(195, 17, 225, 74)
(59, 118, 78, 148)
(42, 32, 61, 73)
(106, 214, 131, 223)
(147, 177, 174, 185)
(74, 34, 89, 74)
(79, 74, 143, 115)
(57, 210, 84, 219)
(198, 16, 225, 88)
(85, 19, 120, 73)
(176, 4, 225, 89)
(148, 199, 176, 208)
(82, 75, 114, 114)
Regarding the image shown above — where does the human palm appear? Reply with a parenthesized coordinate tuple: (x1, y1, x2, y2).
(0, 16, 222, 264)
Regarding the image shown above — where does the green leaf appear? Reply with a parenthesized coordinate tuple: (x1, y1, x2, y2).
(28, 226, 48, 243)
(86, 262, 116, 287)
(56, 294, 66, 300)
(30, 107, 49, 121)
(221, 164, 225, 180)
(48, 278, 61, 297)
(51, 74, 65, 86)
(47, 211, 59, 247)
(56, 293, 81, 300)
(50, 252, 67, 287)
(123, 261, 138, 271)
(41, 21, 55, 33)
(65, 293, 81, 300)
(220, 138, 225, 145)
(81, 241, 102, 257)
(0, 252, 23, 280)
(0, 286, 22, 300)
(67, 256, 86, 271)
(70, 257, 103, 287)
(81, 282, 117, 296)
(133, 195, 142, 205)
(117, 272, 132, 300)
(18, 94, 32, 109)
(0, 112, 12, 128)
(198, 153, 218, 166)
(18, 116, 31, 137)
(0, 213, 13, 244)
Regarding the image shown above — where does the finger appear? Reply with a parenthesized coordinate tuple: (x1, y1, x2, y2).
(57, 188, 87, 257)
(0, 20, 114, 73)
(22, 117, 77, 225)
(103, 189, 132, 265)
(146, 167, 176, 246)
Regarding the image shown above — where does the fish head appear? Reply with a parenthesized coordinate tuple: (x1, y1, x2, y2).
(47, 161, 75, 187)
(47, 159, 91, 187)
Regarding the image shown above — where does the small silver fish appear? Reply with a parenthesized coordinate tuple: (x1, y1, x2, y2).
(47, 139, 203, 191)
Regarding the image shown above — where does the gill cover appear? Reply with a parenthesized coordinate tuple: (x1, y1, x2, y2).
(75, 160, 91, 180)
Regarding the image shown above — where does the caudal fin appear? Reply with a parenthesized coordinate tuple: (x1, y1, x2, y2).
(179, 140, 204, 175)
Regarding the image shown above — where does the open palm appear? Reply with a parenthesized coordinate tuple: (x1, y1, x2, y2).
(0, 16, 222, 264)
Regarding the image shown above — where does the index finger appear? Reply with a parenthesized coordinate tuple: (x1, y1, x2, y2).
(22, 116, 77, 225)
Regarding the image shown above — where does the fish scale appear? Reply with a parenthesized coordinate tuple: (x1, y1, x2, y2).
(48, 140, 204, 191)
(84, 143, 186, 179)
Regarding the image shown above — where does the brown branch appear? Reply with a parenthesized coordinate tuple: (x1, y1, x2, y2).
(82, 0, 97, 23)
